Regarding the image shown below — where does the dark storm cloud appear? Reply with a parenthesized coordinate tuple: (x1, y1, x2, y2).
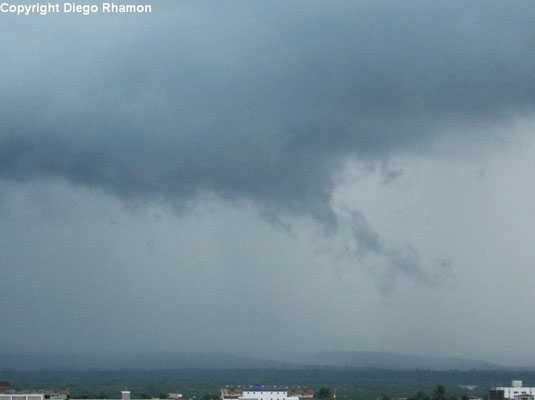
(1, 1, 535, 222)
(4, 1, 535, 358)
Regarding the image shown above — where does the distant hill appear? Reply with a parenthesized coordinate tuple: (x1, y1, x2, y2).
(0, 352, 296, 371)
(0, 351, 501, 371)
(296, 350, 502, 370)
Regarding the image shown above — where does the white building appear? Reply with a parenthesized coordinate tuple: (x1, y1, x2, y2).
(239, 388, 298, 400)
(221, 387, 313, 400)
(494, 381, 535, 400)
(0, 394, 44, 400)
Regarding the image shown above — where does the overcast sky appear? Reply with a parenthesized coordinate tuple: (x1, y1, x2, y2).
(1, 0, 535, 364)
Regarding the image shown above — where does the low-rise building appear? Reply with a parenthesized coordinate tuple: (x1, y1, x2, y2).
(241, 388, 297, 400)
(0, 394, 44, 400)
(288, 390, 313, 399)
(0, 390, 70, 400)
(490, 381, 535, 400)
(222, 387, 313, 400)
(222, 389, 243, 400)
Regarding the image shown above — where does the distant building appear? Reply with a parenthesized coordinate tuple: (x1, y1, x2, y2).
(222, 387, 312, 400)
(287, 390, 313, 400)
(514, 396, 534, 400)
(491, 381, 535, 400)
(241, 388, 297, 400)
(0, 391, 70, 400)
(221, 388, 243, 400)
(0, 394, 44, 400)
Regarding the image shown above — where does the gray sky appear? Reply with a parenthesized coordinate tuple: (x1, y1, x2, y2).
(1, 0, 535, 364)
